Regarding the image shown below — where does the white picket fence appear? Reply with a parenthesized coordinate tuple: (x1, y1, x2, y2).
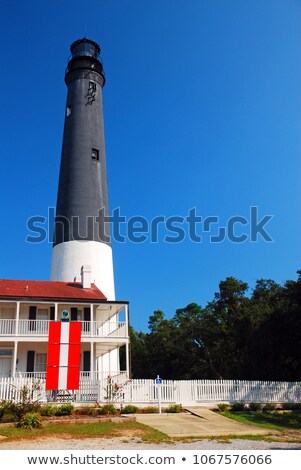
(0, 377, 300, 405)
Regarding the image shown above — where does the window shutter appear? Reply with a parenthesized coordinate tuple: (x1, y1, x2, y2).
(83, 307, 91, 333)
(26, 351, 35, 373)
(29, 306, 36, 331)
(50, 307, 55, 321)
(83, 351, 91, 372)
(29, 306, 37, 320)
(84, 308, 91, 322)
(71, 308, 78, 321)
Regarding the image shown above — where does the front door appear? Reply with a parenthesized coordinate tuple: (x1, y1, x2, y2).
(0, 357, 11, 377)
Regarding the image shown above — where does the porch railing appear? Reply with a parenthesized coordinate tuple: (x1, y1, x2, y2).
(0, 320, 128, 338)
(16, 371, 127, 379)
(81, 321, 127, 337)
(0, 319, 15, 335)
(18, 320, 49, 336)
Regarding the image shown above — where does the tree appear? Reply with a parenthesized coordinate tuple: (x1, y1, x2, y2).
(128, 271, 301, 381)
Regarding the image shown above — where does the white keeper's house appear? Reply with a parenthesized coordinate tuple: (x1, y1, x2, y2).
(0, 269, 130, 380)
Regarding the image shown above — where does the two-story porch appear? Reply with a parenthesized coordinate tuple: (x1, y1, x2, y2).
(0, 280, 130, 380)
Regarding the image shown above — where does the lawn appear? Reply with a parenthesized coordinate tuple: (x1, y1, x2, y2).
(221, 411, 301, 432)
(1, 410, 301, 444)
(0, 420, 169, 444)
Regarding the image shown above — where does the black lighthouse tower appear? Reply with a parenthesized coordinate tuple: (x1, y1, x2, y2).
(51, 38, 115, 301)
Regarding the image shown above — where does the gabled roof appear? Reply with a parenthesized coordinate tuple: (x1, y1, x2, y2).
(0, 279, 107, 302)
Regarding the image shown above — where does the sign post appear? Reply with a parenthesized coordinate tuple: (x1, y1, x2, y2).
(155, 375, 163, 414)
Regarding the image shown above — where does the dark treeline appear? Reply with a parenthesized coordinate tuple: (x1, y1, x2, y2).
(124, 271, 301, 381)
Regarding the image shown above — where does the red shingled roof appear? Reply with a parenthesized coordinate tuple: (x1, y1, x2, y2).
(0, 279, 107, 301)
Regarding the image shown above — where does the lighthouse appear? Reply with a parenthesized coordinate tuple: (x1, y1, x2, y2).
(50, 38, 115, 301)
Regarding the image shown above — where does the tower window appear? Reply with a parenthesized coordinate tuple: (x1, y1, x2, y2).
(91, 148, 99, 161)
(89, 81, 97, 93)
(66, 106, 72, 117)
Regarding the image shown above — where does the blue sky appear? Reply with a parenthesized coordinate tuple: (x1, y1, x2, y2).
(0, 0, 300, 331)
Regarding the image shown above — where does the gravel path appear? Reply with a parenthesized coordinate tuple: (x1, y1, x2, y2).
(0, 436, 300, 450)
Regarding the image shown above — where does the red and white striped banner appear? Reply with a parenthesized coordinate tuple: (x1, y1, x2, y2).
(46, 322, 81, 390)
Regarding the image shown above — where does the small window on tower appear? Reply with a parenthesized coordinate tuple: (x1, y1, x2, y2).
(66, 106, 72, 117)
(91, 148, 99, 161)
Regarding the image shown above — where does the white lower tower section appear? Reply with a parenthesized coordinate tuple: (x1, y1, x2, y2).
(51, 240, 115, 300)
(51, 240, 119, 373)
(51, 240, 118, 373)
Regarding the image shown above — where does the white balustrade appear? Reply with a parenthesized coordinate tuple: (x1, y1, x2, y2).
(0, 320, 128, 338)
(18, 319, 49, 336)
(0, 319, 16, 335)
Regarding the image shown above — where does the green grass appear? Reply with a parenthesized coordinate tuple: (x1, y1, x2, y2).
(1, 411, 300, 445)
(221, 411, 301, 431)
(0, 421, 169, 443)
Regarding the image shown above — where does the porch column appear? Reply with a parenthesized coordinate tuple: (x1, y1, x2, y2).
(16, 301, 20, 336)
(90, 303, 94, 335)
(12, 341, 18, 378)
(90, 342, 94, 375)
(54, 303, 58, 321)
(125, 304, 129, 335)
(125, 342, 130, 379)
(100, 355, 104, 381)
(125, 304, 130, 378)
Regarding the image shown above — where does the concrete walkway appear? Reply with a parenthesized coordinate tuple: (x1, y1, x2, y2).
(134, 407, 274, 437)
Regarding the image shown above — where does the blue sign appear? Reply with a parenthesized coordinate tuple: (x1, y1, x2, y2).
(156, 377, 163, 385)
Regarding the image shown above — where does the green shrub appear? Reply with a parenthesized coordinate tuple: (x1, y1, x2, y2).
(262, 403, 277, 412)
(217, 403, 230, 412)
(121, 405, 139, 414)
(18, 413, 43, 429)
(230, 402, 246, 412)
(76, 405, 97, 416)
(248, 402, 262, 412)
(56, 404, 74, 416)
(40, 404, 59, 417)
(0, 400, 40, 419)
(98, 404, 118, 415)
(1, 412, 19, 423)
(141, 406, 158, 414)
(0, 400, 15, 418)
(166, 404, 183, 413)
(282, 403, 293, 410)
(282, 403, 301, 411)
(15, 402, 41, 418)
(0, 400, 22, 418)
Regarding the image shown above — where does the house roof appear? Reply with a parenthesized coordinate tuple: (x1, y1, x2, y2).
(0, 279, 107, 302)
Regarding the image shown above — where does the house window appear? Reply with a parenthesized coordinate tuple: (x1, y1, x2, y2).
(91, 148, 99, 161)
(35, 353, 47, 373)
(0, 349, 12, 357)
(37, 309, 48, 320)
(0, 307, 14, 319)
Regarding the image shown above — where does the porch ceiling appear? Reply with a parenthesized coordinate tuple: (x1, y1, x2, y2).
(96, 303, 125, 321)
(95, 343, 126, 356)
